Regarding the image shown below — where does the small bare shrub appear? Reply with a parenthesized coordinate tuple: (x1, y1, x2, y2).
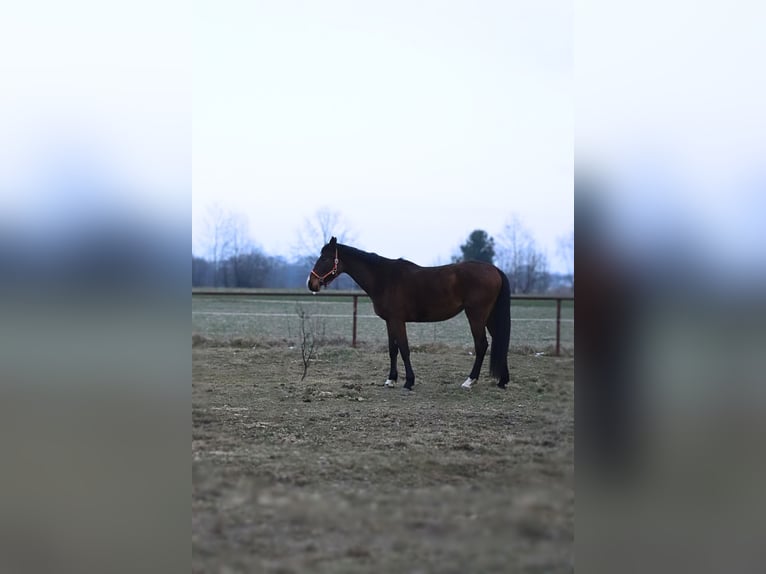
(296, 304, 322, 381)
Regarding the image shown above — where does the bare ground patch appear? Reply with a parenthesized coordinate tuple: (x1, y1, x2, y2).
(193, 345, 573, 573)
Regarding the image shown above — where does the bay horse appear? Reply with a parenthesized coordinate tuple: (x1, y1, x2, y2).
(307, 237, 511, 390)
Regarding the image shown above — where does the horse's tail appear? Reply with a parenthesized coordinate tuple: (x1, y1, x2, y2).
(489, 267, 511, 385)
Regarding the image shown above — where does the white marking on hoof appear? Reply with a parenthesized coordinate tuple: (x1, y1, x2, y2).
(461, 378, 476, 389)
(384, 379, 396, 388)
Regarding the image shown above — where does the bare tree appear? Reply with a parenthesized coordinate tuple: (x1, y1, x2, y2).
(557, 229, 574, 288)
(293, 207, 356, 262)
(202, 203, 252, 286)
(202, 203, 226, 285)
(224, 249, 274, 287)
(496, 214, 550, 294)
(192, 255, 214, 286)
(294, 207, 358, 289)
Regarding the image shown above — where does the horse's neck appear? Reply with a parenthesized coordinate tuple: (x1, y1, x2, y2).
(340, 248, 383, 296)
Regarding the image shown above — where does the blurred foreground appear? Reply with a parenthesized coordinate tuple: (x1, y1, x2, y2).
(576, 177, 766, 572)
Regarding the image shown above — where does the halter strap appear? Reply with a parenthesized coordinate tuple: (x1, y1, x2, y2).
(310, 248, 339, 283)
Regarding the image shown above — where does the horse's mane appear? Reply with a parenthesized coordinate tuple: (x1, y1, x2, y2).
(396, 257, 419, 268)
(339, 244, 418, 268)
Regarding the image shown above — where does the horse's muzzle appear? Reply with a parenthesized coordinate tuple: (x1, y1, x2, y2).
(307, 274, 322, 292)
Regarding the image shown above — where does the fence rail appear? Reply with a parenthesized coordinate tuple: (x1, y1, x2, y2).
(192, 288, 573, 355)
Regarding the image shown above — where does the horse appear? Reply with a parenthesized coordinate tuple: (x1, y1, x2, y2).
(307, 237, 511, 390)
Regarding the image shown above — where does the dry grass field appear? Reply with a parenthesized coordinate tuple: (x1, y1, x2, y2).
(192, 338, 573, 573)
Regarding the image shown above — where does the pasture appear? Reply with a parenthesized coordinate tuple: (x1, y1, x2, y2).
(192, 291, 574, 353)
(192, 292, 574, 573)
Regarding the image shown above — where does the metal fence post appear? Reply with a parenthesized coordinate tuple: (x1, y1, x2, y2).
(555, 298, 562, 356)
(352, 295, 358, 348)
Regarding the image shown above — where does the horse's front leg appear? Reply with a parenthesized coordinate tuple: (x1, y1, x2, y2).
(384, 322, 399, 388)
(388, 320, 415, 390)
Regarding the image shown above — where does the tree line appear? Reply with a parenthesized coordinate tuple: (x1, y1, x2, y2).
(192, 207, 573, 294)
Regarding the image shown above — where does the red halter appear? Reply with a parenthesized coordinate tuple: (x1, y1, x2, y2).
(310, 248, 339, 284)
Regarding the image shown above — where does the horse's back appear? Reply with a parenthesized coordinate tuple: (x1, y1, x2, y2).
(389, 260, 502, 322)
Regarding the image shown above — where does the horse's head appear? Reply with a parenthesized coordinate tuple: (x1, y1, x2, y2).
(307, 236, 342, 292)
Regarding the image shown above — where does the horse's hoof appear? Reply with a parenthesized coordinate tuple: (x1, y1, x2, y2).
(461, 378, 476, 389)
(497, 382, 508, 389)
(384, 379, 396, 388)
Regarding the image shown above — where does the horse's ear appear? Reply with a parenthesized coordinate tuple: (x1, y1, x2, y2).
(329, 236, 337, 246)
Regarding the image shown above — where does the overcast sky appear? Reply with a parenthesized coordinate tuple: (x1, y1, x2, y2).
(4, 1, 763, 281)
(1, 1, 190, 241)
(576, 0, 766, 280)
(192, 1, 572, 270)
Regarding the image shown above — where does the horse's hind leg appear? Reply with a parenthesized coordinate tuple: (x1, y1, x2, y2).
(487, 322, 510, 389)
(461, 310, 489, 389)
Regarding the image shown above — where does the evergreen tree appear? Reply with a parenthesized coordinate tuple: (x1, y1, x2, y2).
(458, 229, 495, 264)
